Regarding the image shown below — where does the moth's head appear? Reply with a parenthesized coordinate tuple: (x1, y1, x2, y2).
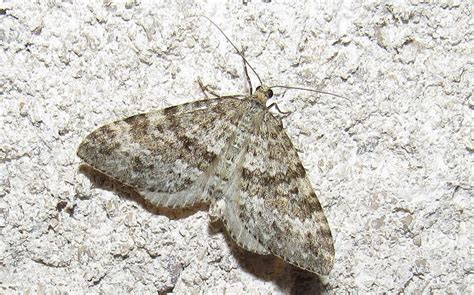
(254, 85, 274, 105)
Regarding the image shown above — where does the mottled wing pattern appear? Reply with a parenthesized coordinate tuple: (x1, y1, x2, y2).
(233, 108, 335, 275)
(78, 92, 334, 274)
(77, 98, 246, 208)
(211, 199, 270, 255)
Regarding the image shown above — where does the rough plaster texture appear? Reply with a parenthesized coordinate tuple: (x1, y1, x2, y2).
(0, 0, 472, 294)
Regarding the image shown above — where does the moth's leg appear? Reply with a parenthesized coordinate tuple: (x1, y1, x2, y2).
(240, 46, 253, 95)
(197, 78, 246, 100)
(268, 102, 290, 116)
(197, 77, 222, 98)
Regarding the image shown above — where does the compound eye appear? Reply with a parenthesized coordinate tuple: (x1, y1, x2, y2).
(267, 89, 273, 98)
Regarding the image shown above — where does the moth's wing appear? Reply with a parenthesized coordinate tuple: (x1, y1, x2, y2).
(77, 98, 245, 208)
(217, 198, 271, 255)
(234, 110, 335, 275)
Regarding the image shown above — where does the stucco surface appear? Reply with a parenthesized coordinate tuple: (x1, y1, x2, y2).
(0, 1, 472, 293)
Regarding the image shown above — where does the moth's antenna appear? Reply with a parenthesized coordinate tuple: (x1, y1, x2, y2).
(270, 85, 351, 104)
(193, 16, 349, 104)
(198, 15, 263, 86)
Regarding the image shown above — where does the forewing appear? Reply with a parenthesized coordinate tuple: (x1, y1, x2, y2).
(77, 98, 245, 208)
(236, 110, 335, 275)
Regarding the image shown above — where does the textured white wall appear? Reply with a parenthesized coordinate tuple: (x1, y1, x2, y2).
(0, 1, 472, 293)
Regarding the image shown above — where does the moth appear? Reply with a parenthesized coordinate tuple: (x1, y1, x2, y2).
(77, 18, 335, 275)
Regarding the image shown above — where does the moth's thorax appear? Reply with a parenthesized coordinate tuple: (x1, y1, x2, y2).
(251, 85, 273, 106)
